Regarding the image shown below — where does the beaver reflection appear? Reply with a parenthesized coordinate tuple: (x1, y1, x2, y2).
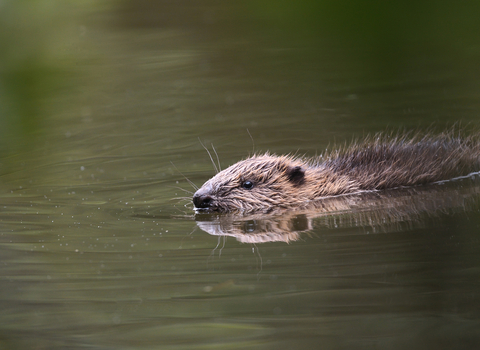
(195, 177, 480, 243)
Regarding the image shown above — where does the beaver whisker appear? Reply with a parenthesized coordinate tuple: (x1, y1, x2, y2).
(198, 138, 219, 174)
(246, 128, 255, 156)
(172, 196, 192, 201)
(170, 161, 198, 191)
(169, 186, 194, 195)
(211, 143, 222, 172)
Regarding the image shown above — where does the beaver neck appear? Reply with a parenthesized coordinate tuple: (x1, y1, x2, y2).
(307, 165, 361, 198)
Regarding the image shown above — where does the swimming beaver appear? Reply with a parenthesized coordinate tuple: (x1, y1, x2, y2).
(192, 131, 480, 213)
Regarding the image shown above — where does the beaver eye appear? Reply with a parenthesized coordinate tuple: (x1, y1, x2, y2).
(241, 181, 254, 190)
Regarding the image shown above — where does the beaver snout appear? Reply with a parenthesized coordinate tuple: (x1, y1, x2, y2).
(193, 193, 213, 209)
(193, 187, 215, 210)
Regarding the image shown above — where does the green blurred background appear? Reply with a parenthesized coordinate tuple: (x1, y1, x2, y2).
(2, 2, 480, 349)
(2, 0, 480, 149)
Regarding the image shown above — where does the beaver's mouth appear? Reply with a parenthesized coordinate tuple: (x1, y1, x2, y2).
(193, 199, 223, 213)
(194, 206, 219, 213)
(193, 200, 233, 214)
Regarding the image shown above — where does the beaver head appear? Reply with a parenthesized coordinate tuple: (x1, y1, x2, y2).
(192, 155, 308, 213)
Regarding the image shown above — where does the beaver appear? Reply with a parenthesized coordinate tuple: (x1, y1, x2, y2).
(192, 131, 480, 213)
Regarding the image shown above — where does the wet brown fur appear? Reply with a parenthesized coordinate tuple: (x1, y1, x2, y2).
(193, 130, 480, 213)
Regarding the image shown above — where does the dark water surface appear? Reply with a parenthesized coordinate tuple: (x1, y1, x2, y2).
(2, 2, 480, 349)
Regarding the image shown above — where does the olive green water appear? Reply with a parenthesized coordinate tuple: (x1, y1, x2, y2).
(2, 2, 480, 349)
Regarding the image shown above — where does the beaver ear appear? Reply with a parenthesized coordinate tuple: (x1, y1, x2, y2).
(286, 165, 305, 185)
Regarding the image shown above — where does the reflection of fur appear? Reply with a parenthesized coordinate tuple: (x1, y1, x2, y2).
(195, 178, 480, 243)
(193, 131, 480, 213)
(196, 213, 309, 243)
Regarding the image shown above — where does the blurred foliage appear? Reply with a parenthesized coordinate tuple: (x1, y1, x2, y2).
(247, 1, 480, 46)
(118, 0, 480, 50)
(2, 0, 479, 154)
(118, 0, 480, 87)
(245, 1, 480, 76)
(0, 1, 81, 152)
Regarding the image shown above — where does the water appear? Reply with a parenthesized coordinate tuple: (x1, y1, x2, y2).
(1, 2, 480, 349)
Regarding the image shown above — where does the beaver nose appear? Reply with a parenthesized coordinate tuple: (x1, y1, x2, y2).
(193, 193, 214, 209)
